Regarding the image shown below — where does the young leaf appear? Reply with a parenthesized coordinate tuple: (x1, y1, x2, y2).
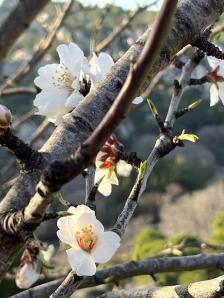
(188, 99, 203, 111)
(178, 133, 199, 142)
(147, 99, 158, 116)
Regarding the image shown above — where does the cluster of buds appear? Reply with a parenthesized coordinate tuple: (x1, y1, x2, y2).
(0, 104, 12, 131)
(94, 135, 132, 196)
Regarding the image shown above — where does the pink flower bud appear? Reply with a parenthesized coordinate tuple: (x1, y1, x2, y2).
(15, 249, 40, 289)
(0, 104, 12, 129)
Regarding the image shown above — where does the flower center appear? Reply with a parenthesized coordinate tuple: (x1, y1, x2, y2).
(75, 225, 97, 252)
(52, 64, 76, 93)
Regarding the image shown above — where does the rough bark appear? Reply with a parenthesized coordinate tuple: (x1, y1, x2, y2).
(99, 275, 224, 298)
(0, 0, 223, 280)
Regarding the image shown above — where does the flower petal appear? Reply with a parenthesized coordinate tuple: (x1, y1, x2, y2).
(218, 83, 224, 105)
(34, 64, 59, 89)
(91, 231, 120, 263)
(207, 55, 220, 70)
(95, 168, 107, 183)
(97, 177, 112, 196)
(57, 215, 78, 246)
(89, 52, 114, 83)
(76, 212, 104, 236)
(108, 171, 119, 185)
(65, 91, 83, 109)
(210, 84, 220, 106)
(66, 248, 96, 276)
(132, 96, 144, 104)
(116, 160, 132, 177)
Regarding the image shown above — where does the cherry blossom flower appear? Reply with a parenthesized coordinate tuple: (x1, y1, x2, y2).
(94, 135, 132, 196)
(33, 42, 143, 125)
(57, 205, 120, 276)
(0, 104, 12, 130)
(207, 55, 224, 106)
(34, 43, 88, 124)
(15, 250, 40, 289)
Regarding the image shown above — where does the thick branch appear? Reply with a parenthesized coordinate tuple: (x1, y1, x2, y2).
(0, 129, 44, 170)
(0, 0, 50, 58)
(99, 276, 224, 298)
(13, 253, 224, 298)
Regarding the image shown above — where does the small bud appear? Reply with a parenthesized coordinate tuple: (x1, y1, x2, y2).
(15, 250, 40, 289)
(0, 104, 12, 130)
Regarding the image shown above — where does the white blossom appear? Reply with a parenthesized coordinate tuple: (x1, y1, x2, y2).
(0, 104, 12, 129)
(34, 43, 87, 124)
(116, 159, 132, 177)
(33, 42, 144, 125)
(95, 158, 132, 197)
(207, 55, 224, 106)
(57, 205, 120, 276)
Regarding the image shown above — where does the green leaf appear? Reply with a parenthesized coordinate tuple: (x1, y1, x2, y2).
(178, 132, 199, 143)
(147, 99, 158, 115)
(188, 99, 203, 111)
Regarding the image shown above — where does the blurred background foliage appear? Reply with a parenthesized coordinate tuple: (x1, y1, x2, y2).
(0, 0, 224, 297)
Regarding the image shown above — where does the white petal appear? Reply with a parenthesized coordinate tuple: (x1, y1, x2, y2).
(218, 83, 224, 105)
(33, 88, 70, 123)
(16, 263, 39, 289)
(207, 55, 220, 70)
(210, 84, 220, 106)
(97, 52, 114, 76)
(132, 96, 144, 104)
(67, 206, 78, 215)
(57, 215, 78, 246)
(108, 171, 119, 185)
(97, 177, 112, 196)
(34, 64, 59, 89)
(76, 212, 104, 236)
(89, 52, 114, 83)
(94, 168, 107, 183)
(75, 205, 95, 215)
(66, 248, 96, 276)
(65, 91, 83, 109)
(57, 44, 70, 67)
(57, 230, 74, 247)
(91, 231, 120, 263)
(116, 160, 132, 177)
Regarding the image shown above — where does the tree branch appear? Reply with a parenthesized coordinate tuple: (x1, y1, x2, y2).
(100, 275, 224, 298)
(0, 0, 50, 58)
(13, 253, 224, 298)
